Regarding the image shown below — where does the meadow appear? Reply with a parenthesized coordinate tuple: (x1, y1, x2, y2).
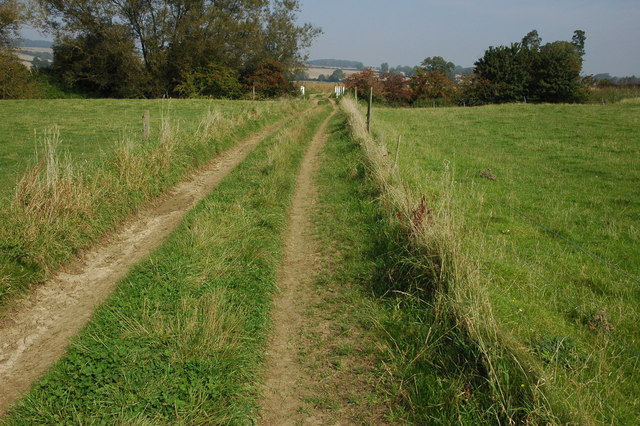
(0, 99, 285, 194)
(0, 99, 299, 305)
(369, 101, 640, 423)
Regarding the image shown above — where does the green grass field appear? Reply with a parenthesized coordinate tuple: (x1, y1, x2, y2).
(372, 102, 640, 423)
(0, 99, 286, 195)
(0, 99, 298, 305)
(4, 105, 332, 423)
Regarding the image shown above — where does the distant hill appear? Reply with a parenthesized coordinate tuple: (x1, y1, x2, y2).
(307, 59, 364, 70)
(15, 39, 53, 49)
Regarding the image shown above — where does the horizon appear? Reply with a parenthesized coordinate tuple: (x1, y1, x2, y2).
(19, 0, 640, 77)
(297, 0, 640, 77)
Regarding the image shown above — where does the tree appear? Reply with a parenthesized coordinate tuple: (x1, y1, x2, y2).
(467, 30, 587, 104)
(530, 41, 584, 103)
(521, 30, 541, 51)
(572, 30, 586, 58)
(343, 68, 383, 100)
(473, 43, 529, 103)
(32, 0, 320, 96)
(244, 59, 294, 98)
(0, 0, 40, 99)
(410, 69, 454, 103)
(260, 0, 322, 77)
(175, 63, 242, 99)
(51, 28, 148, 98)
(382, 71, 410, 105)
(327, 69, 345, 82)
(420, 56, 455, 79)
(380, 62, 389, 73)
(0, 49, 39, 98)
(0, 0, 22, 47)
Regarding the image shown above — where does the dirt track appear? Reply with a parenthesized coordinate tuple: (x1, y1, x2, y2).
(259, 108, 335, 424)
(0, 114, 296, 414)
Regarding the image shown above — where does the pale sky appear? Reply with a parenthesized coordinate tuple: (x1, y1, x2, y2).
(297, 0, 640, 76)
(20, 1, 640, 77)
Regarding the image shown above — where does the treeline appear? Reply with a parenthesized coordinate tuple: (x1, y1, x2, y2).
(345, 30, 589, 106)
(0, 0, 319, 99)
(307, 59, 364, 69)
(590, 74, 640, 87)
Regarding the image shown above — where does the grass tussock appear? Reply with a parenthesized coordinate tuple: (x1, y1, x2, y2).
(340, 98, 556, 423)
(0, 101, 300, 306)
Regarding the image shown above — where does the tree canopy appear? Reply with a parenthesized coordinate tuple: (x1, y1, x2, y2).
(420, 56, 455, 79)
(0, 0, 22, 47)
(31, 0, 320, 97)
(467, 30, 587, 104)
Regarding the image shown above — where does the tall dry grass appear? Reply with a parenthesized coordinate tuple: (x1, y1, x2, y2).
(0, 102, 297, 304)
(340, 97, 556, 422)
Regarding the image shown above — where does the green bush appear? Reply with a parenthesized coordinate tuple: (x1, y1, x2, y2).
(175, 63, 243, 99)
(0, 48, 41, 99)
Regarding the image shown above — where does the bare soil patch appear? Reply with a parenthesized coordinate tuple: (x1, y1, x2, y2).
(0, 114, 295, 414)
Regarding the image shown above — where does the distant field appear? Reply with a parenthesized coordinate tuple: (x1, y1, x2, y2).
(373, 102, 640, 423)
(0, 99, 259, 195)
(305, 66, 360, 80)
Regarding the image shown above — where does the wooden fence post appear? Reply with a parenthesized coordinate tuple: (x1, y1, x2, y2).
(355, 87, 358, 103)
(366, 87, 373, 133)
(393, 135, 402, 169)
(143, 110, 150, 140)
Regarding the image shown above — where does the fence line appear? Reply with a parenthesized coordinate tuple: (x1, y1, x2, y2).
(367, 114, 636, 424)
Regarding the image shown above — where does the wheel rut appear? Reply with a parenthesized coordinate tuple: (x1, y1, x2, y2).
(259, 108, 336, 424)
(0, 112, 302, 414)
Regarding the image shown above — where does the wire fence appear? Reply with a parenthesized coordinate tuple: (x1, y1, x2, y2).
(369, 127, 638, 424)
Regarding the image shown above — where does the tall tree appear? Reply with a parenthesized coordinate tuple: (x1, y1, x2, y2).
(33, 0, 320, 96)
(52, 27, 147, 98)
(0, 0, 22, 47)
(572, 29, 586, 57)
(531, 40, 584, 103)
(420, 56, 455, 79)
(467, 30, 586, 104)
(473, 43, 529, 103)
(521, 30, 541, 51)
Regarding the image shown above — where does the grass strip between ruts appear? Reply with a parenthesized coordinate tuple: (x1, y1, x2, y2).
(4, 105, 331, 424)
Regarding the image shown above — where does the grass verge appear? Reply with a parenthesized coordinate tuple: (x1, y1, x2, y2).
(372, 101, 640, 423)
(0, 100, 302, 307)
(340, 98, 559, 423)
(3, 104, 331, 424)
